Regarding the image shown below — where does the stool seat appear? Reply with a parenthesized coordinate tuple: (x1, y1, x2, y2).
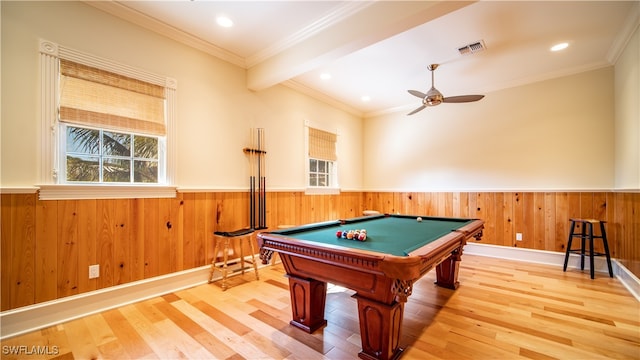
(209, 228, 259, 290)
(563, 218, 613, 279)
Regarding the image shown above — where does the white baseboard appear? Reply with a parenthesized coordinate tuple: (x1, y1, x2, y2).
(464, 243, 640, 301)
(0, 262, 262, 340)
(1, 246, 638, 340)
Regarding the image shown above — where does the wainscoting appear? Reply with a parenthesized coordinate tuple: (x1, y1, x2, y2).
(1, 191, 638, 313)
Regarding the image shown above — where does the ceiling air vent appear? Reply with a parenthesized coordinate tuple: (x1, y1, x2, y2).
(458, 40, 486, 56)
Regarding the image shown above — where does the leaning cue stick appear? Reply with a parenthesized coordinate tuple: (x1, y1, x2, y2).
(249, 129, 256, 229)
(260, 129, 267, 229)
(253, 130, 258, 229)
(257, 128, 262, 229)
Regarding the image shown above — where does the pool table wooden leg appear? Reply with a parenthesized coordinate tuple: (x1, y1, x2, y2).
(353, 294, 405, 360)
(435, 247, 462, 289)
(285, 275, 327, 333)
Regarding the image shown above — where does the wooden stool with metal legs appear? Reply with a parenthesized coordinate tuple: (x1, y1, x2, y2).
(563, 218, 613, 279)
(209, 228, 259, 290)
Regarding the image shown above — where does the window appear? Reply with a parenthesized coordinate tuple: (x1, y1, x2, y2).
(308, 158, 333, 187)
(307, 126, 338, 192)
(58, 58, 167, 185)
(62, 125, 162, 183)
(39, 39, 176, 199)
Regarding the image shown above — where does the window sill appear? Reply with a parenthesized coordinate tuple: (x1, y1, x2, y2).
(304, 187, 341, 195)
(38, 184, 177, 200)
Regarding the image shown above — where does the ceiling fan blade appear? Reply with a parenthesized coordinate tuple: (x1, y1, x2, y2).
(407, 105, 426, 115)
(408, 90, 427, 99)
(443, 95, 485, 103)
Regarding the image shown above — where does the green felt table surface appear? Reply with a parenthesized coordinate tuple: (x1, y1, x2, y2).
(270, 214, 475, 256)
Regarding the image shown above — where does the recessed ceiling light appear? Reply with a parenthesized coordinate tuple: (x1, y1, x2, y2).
(320, 73, 331, 80)
(216, 15, 234, 28)
(361, 95, 371, 102)
(550, 42, 569, 52)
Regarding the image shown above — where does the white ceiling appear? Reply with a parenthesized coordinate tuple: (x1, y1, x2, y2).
(89, 1, 639, 117)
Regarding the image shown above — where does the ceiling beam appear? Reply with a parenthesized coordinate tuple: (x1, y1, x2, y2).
(246, 1, 475, 92)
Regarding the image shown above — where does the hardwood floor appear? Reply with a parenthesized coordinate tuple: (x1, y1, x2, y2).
(2, 255, 638, 360)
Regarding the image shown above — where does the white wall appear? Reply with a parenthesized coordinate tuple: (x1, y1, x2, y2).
(3, 2, 634, 194)
(363, 68, 615, 191)
(0, 2, 363, 191)
(614, 25, 640, 190)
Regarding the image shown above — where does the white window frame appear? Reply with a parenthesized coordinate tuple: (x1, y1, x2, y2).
(38, 39, 177, 200)
(304, 121, 340, 195)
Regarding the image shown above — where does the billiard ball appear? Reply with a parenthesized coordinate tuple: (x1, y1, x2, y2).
(417, 217, 423, 222)
(358, 233, 366, 241)
(336, 230, 342, 238)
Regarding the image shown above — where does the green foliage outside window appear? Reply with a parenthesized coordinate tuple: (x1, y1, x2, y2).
(65, 126, 159, 183)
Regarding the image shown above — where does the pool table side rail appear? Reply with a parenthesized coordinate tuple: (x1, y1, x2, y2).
(258, 232, 394, 276)
(403, 219, 484, 276)
(270, 219, 343, 236)
(405, 218, 485, 257)
(270, 214, 476, 237)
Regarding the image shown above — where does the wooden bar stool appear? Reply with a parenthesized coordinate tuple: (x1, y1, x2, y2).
(563, 219, 613, 279)
(209, 229, 259, 290)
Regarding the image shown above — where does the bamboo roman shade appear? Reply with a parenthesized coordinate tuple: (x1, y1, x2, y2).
(308, 127, 337, 161)
(59, 59, 166, 135)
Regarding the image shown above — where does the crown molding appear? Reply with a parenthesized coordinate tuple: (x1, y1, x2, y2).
(606, 2, 640, 64)
(85, 1, 246, 68)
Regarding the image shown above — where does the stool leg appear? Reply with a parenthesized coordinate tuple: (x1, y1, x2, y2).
(587, 222, 595, 279)
(563, 220, 576, 272)
(240, 236, 246, 275)
(580, 223, 586, 270)
(248, 236, 259, 280)
(221, 238, 230, 290)
(209, 238, 219, 283)
(600, 222, 614, 277)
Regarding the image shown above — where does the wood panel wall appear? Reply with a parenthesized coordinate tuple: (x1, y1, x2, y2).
(1, 191, 638, 311)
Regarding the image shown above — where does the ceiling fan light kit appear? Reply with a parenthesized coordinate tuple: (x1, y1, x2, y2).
(407, 63, 484, 115)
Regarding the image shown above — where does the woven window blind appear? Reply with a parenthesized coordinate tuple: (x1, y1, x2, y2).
(59, 59, 166, 135)
(308, 127, 337, 161)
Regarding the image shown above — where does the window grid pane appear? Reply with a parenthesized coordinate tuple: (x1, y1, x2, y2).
(103, 158, 131, 182)
(103, 131, 131, 157)
(67, 127, 100, 154)
(134, 160, 159, 183)
(66, 155, 99, 182)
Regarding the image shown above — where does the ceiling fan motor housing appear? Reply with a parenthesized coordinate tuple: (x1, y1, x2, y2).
(424, 87, 443, 106)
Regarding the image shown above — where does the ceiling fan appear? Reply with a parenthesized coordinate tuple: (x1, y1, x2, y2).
(407, 64, 484, 115)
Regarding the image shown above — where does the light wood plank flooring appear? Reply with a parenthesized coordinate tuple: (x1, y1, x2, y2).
(2, 255, 638, 359)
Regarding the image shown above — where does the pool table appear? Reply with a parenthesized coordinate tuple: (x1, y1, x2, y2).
(257, 214, 484, 360)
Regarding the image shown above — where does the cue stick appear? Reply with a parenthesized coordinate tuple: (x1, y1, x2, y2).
(249, 129, 256, 229)
(253, 130, 258, 229)
(259, 128, 266, 229)
(257, 128, 263, 228)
